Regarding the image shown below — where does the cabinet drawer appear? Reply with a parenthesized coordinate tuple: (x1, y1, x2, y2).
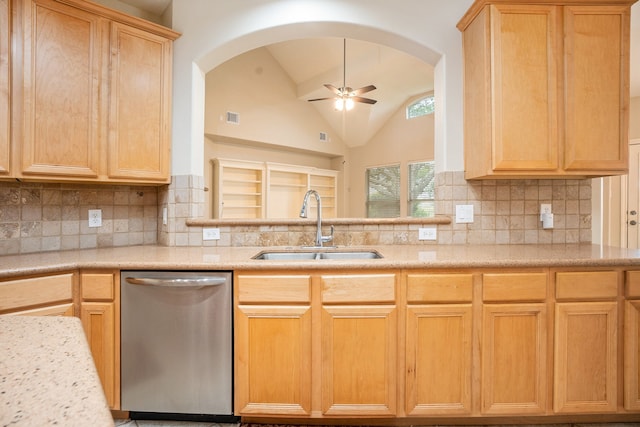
(0, 273, 74, 312)
(82, 273, 115, 300)
(483, 273, 547, 302)
(5, 303, 74, 317)
(626, 271, 640, 298)
(406, 273, 473, 303)
(555, 271, 618, 301)
(238, 275, 311, 303)
(321, 274, 396, 303)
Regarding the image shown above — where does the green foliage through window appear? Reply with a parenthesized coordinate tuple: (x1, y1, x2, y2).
(366, 161, 435, 218)
(366, 165, 400, 218)
(407, 95, 435, 119)
(408, 161, 435, 217)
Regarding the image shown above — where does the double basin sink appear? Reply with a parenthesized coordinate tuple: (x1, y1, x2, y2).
(253, 248, 383, 261)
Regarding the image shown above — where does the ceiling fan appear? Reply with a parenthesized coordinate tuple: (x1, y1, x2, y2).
(308, 38, 377, 111)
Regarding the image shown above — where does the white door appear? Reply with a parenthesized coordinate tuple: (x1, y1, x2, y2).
(627, 141, 640, 248)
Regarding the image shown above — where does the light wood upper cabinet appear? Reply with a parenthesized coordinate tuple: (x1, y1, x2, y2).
(106, 21, 172, 181)
(0, 0, 10, 176)
(11, 0, 179, 184)
(17, 0, 103, 178)
(458, 1, 632, 179)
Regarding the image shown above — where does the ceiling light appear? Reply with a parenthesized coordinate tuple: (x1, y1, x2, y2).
(334, 97, 355, 111)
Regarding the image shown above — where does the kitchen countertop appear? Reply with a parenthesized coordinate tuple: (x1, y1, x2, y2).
(0, 315, 114, 427)
(2, 244, 640, 277)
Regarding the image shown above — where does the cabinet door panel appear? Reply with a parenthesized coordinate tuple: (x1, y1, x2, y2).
(321, 305, 397, 416)
(0, 0, 9, 175)
(81, 302, 116, 408)
(107, 22, 171, 181)
(625, 300, 640, 410)
(554, 301, 617, 413)
(490, 4, 559, 171)
(235, 305, 312, 416)
(406, 304, 472, 415)
(564, 6, 628, 172)
(482, 303, 547, 414)
(20, 0, 101, 178)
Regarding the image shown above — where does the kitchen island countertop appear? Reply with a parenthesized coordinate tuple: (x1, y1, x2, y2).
(2, 243, 640, 277)
(0, 315, 114, 427)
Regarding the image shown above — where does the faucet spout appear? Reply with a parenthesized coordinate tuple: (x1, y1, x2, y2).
(300, 189, 333, 247)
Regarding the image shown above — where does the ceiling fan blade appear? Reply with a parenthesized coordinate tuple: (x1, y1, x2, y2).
(351, 96, 377, 105)
(350, 85, 376, 96)
(308, 97, 335, 102)
(324, 84, 343, 96)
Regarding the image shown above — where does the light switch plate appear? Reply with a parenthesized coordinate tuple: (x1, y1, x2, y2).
(455, 204, 474, 223)
(203, 228, 221, 240)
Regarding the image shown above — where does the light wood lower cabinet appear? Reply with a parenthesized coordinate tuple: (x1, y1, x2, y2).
(405, 273, 473, 415)
(481, 273, 548, 415)
(625, 271, 640, 411)
(234, 271, 398, 418)
(235, 274, 312, 416)
(553, 271, 618, 413)
(320, 274, 397, 416)
(235, 267, 640, 421)
(0, 272, 75, 315)
(79, 270, 120, 410)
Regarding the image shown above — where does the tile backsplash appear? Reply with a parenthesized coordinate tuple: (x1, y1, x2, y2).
(0, 171, 592, 255)
(0, 182, 158, 255)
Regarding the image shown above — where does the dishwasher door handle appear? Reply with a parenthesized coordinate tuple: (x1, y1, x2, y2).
(125, 276, 228, 288)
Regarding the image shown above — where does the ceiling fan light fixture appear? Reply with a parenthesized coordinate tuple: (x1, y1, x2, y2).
(334, 97, 355, 111)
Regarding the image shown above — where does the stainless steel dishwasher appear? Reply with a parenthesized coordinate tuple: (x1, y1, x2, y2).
(120, 271, 236, 422)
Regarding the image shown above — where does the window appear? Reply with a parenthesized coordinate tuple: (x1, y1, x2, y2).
(406, 95, 435, 119)
(366, 161, 435, 218)
(366, 165, 400, 218)
(408, 161, 435, 217)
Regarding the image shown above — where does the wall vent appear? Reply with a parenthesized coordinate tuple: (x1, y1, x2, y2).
(226, 111, 240, 124)
(319, 132, 328, 142)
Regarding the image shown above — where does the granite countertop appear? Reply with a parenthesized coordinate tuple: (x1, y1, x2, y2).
(0, 316, 114, 427)
(2, 244, 640, 277)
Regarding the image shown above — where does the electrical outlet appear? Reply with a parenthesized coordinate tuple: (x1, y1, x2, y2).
(540, 203, 552, 220)
(203, 227, 221, 240)
(418, 227, 437, 240)
(88, 209, 102, 227)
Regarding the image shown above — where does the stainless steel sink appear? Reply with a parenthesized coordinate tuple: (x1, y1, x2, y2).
(252, 249, 383, 260)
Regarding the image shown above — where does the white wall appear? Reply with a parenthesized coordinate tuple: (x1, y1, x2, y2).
(631, 97, 640, 140)
(348, 95, 434, 217)
(204, 46, 348, 156)
(169, 0, 472, 178)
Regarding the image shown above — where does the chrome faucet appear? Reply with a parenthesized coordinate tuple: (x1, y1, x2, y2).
(299, 189, 334, 247)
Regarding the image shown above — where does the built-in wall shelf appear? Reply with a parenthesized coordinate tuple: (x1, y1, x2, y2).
(211, 158, 338, 219)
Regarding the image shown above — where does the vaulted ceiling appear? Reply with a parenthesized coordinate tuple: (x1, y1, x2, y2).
(111, 0, 640, 144)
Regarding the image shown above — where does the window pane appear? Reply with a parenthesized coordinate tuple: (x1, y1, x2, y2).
(366, 165, 400, 218)
(408, 161, 435, 217)
(407, 95, 435, 119)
